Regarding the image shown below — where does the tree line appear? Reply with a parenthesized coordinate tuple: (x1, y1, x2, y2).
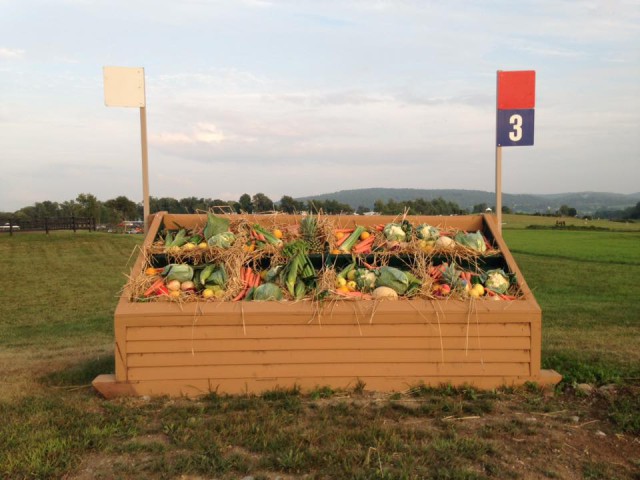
(594, 201, 640, 221)
(1, 192, 481, 224)
(12, 192, 630, 224)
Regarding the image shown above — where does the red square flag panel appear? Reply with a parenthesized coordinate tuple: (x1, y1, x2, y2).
(497, 70, 536, 109)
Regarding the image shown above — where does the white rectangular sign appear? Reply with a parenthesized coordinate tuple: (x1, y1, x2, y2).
(103, 66, 146, 107)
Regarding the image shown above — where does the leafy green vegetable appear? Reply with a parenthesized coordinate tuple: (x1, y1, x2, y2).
(249, 283, 283, 301)
(206, 265, 227, 288)
(375, 266, 421, 295)
(162, 264, 194, 283)
(165, 229, 188, 247)
(207, 232, 235, 249)
(454, 231, 487, 253)
(401, 220, 413, 241)
(203, 213, 230, 240)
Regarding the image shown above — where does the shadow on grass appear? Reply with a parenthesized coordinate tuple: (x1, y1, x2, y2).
(40, 354, 114, 386)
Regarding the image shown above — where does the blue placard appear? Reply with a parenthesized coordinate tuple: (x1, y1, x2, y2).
(496, 109, 534, 146)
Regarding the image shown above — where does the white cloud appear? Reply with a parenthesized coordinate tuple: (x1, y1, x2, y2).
(151, 123, 227, 146)
(0, 47, 24, 59)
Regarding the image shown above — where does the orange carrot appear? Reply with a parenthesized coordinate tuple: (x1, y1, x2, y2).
(144, 278, 165, 297)
(335, 290, 372, 299)
(253, 273, 261, 287)
(245, 268, 254, 287)
(335, 234, 351, 247)
(232, 288, 248, 301)
(356, 236, 375, 246)
(334, 228, 355, 234)
(352, 236, 375, 253)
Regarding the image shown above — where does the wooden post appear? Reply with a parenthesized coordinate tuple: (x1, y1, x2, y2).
(45, 217, 49, 235)
(496, 146, 502, 234)
(140, 106, 150, 234)
(495, 70, 502, 235)
(72, 215, 77, 233)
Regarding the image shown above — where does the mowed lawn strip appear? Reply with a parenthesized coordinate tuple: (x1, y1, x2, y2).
(504, 229, 640, 382)
(0, 231, 141, 347)
(502, 213, 640, 231)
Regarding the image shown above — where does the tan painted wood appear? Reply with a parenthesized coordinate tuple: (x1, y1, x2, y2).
(116, 296, 539, 319)
(128, 362, 531, 381)
(114, 323, 127, 382)
(126, 336, 533, 354)
(126, 349, 530, 368)
(125, 323, 531, 341)
(92, 374, 136, 399)
(530, 316, 541, 376)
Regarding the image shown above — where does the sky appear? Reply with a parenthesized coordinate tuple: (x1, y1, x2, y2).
(1, 0, 639, 212)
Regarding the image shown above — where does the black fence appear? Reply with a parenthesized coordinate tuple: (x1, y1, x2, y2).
(0, 217, 96, 235)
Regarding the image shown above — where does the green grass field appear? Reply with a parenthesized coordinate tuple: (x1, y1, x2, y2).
(502, 213, 640, 231)
(1, 226, 638, 479)
(503, 229, 640, 383)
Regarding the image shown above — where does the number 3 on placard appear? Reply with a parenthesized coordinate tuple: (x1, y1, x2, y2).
(509, 114, 523, 141)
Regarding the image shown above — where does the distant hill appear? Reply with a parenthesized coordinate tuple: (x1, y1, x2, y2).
(296, 188, 640, 215)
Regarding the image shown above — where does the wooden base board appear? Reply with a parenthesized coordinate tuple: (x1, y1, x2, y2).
(92, 370, 562, 399)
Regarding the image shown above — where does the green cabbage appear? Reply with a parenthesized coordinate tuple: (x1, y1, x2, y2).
(207, 231, 236, 249)
(249, 283, 283, 301)
(454, 231, 487, 253)
(162, 264, 194, 283)
(375, 266, 421, 295)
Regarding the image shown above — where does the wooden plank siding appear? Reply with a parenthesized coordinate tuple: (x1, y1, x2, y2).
(92, 212, 562, 399)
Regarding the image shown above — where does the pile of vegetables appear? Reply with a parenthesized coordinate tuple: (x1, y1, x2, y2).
(144, 262, 228, 300)
(152, 213, 496, 258)
(135, 214, 519, 303)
